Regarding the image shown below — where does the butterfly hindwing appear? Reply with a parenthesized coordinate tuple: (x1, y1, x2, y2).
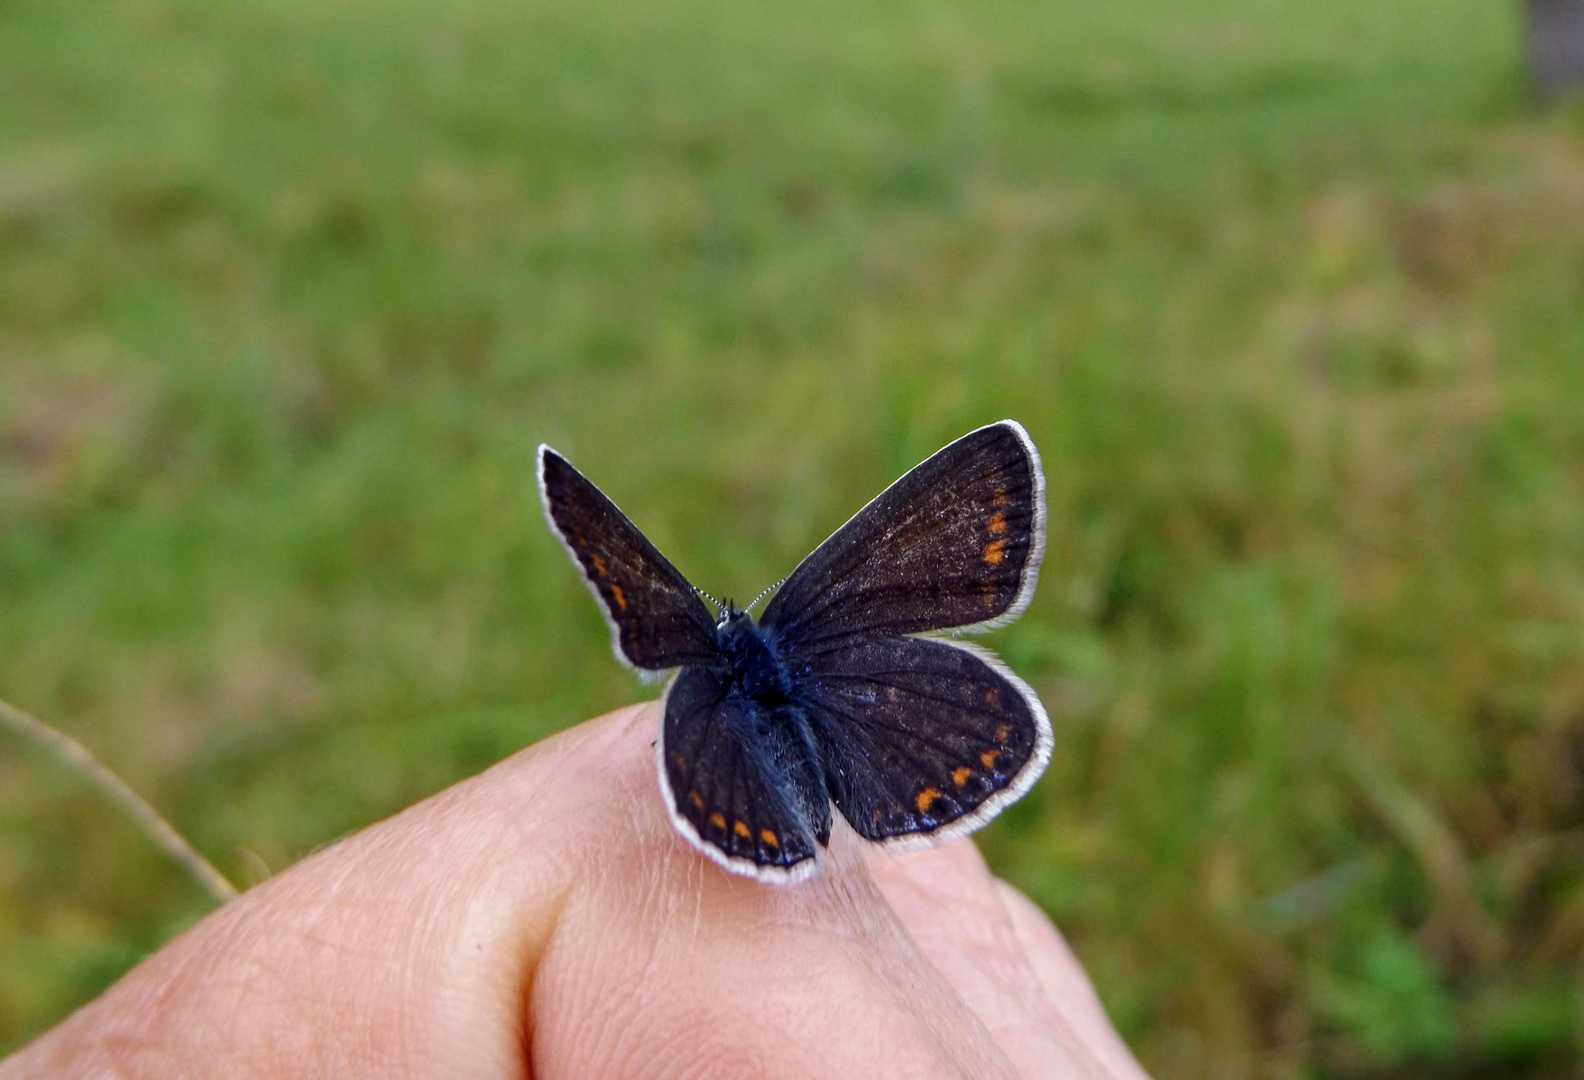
(760, 421, 1044, 652)
(659, 666, 829, 881)
(793, 635, 1052, 845)
(538, 447, 720, 671)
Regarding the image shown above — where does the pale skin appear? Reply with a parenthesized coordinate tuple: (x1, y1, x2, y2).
(2, 703, 1153, 1080)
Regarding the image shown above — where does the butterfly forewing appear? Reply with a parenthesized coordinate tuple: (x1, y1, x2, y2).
(661, 667, 828, 880)
(793, 636, 1052, 844)
(760, 421, 1044, 652)
(538, 447, 720, 671)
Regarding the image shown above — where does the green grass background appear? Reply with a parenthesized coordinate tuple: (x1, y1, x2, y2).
(3, 0, 1584, 1073)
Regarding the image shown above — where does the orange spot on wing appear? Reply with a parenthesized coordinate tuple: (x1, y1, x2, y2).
(590, 554, 607, 576)
(952, 766, 972, 788)
(983, 686, 1000, 708)
(609, 584, 628, 612)
(760, 830, 780, 848)
(992, 491, 1012, 508)
(987, 512, 1007, 536)
(915, 787, 942, 814)
(982, 539, 1008, 566)
(981, 749, 999, 769)
(708, 812, 726, 830)
(994, 723, 1012, 742)
(688, 791, 704, 811)
(733, 820, 751, 839)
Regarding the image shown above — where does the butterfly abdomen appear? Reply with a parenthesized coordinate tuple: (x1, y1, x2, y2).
(710, 615, 836, 847)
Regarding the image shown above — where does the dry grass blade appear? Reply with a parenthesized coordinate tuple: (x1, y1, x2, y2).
(0, 697, 238, 907)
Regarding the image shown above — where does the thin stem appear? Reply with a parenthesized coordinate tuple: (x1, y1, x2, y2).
(0, 697, 239, 906)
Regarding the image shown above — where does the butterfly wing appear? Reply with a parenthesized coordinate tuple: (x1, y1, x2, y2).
(659, 666, 829, 882)
(538, 446, 720, 672)
(759, 420, 1044, 652)
(793, 635, 1052, 845)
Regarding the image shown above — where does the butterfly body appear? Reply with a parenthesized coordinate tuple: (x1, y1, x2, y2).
(714, 609, 795, 707)
(539, 421, 1053, 884)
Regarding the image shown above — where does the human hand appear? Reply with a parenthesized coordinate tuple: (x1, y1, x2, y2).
(1, 703, 1151, 1079)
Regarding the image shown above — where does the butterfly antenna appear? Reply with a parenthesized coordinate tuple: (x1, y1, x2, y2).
(695, 588, 725, 617)
(745, 578, 786, 615)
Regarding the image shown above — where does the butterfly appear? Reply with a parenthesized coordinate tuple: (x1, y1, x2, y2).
(537, 420, 1052, 884)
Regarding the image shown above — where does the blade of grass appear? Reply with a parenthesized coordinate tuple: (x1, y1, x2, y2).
(0, 697, 238, 906)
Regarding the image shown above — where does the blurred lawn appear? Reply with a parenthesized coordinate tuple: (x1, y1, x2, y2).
(3, 0, 1584, 1073)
